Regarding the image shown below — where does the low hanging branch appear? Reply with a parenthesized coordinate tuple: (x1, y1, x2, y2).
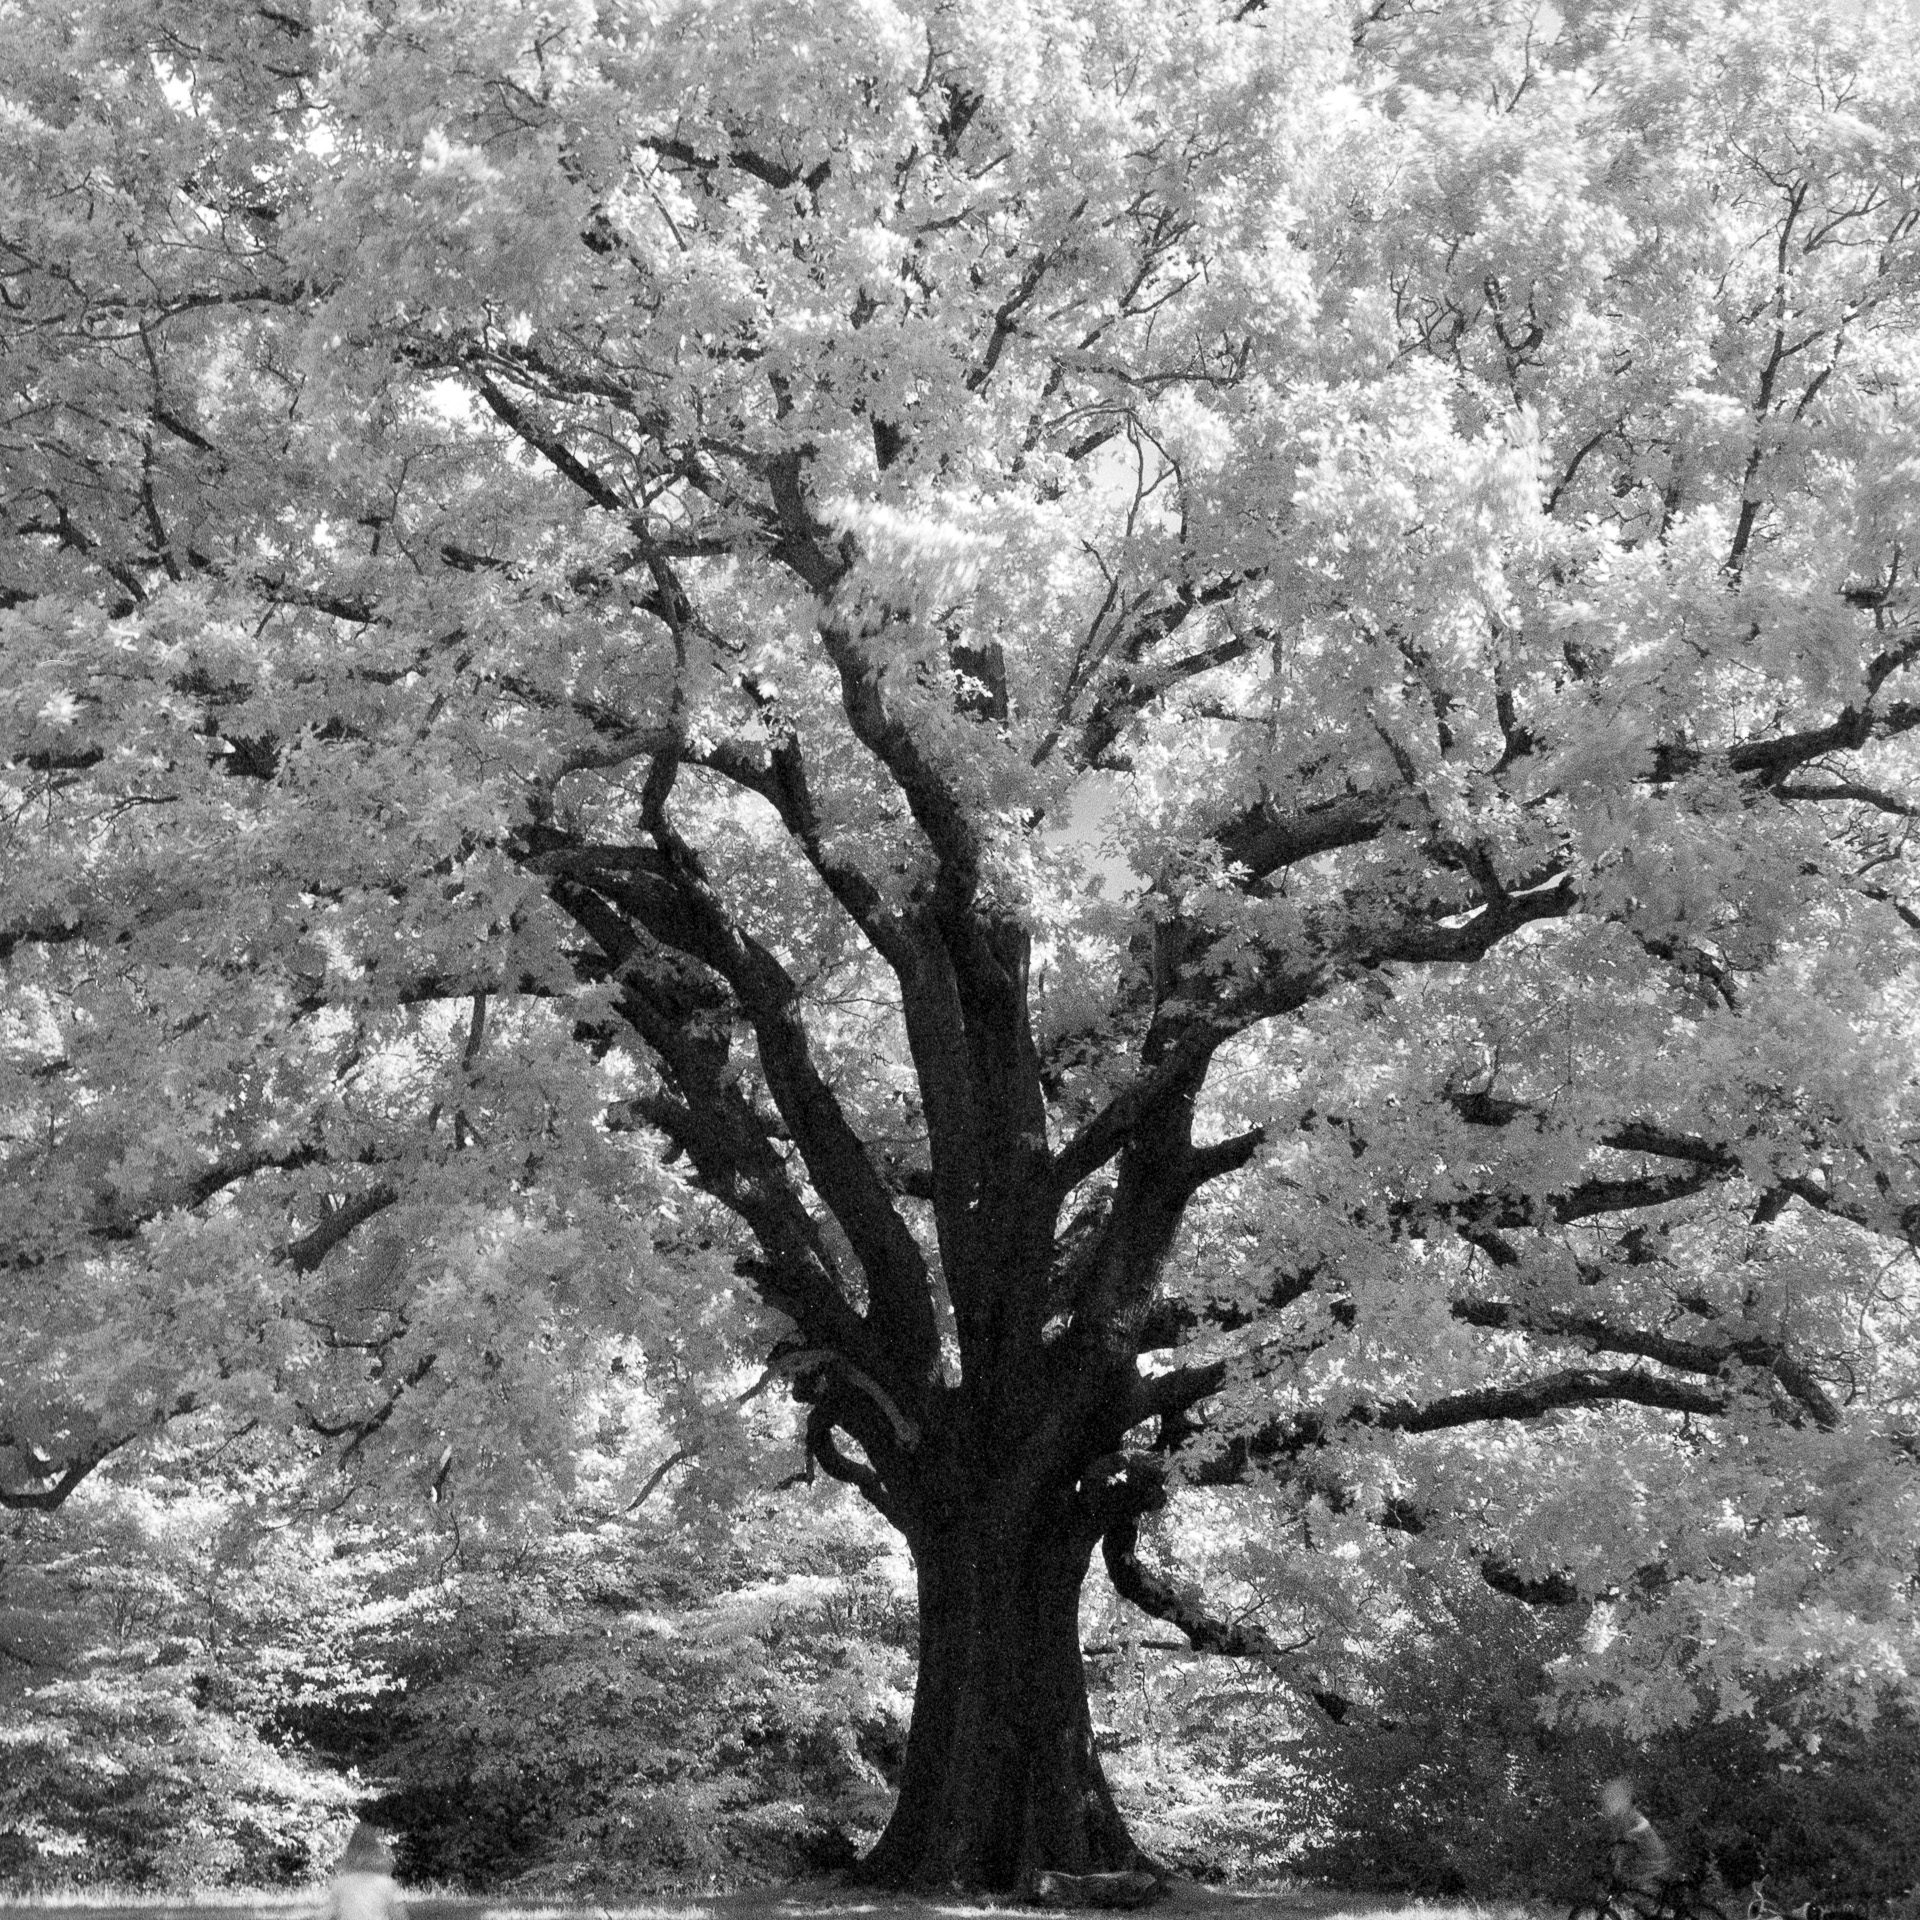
(1100, 1516, 1312, 1663)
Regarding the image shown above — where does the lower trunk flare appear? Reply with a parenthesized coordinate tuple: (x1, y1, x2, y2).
(857, 1504, 1153, 1891)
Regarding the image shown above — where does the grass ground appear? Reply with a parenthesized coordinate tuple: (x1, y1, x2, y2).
(0, 1883, 1537, 1920)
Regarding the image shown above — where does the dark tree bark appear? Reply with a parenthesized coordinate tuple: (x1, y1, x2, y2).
(863, 1466, 1138, 1890)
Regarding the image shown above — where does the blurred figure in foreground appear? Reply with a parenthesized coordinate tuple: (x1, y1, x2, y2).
(329, 1821, 407, 1920)
(1601, 1776, 1673, 1904)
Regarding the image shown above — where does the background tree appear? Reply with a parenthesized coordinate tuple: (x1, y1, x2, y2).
(0, 1411, 920, 1891)
(0, 1427, 384, 1886)
(6, 0, 1920, 1890)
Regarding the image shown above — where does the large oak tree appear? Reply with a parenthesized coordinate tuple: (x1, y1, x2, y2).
(6, 0, 1920, 1888)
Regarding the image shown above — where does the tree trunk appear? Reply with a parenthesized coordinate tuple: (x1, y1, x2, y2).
(858, 1477, 1146, 1892)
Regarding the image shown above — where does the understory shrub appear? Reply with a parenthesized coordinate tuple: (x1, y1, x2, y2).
(290, 1494, 916, 1892)
(0, 1454, 378, 1888)
(1269, 1587, 1920, 1904)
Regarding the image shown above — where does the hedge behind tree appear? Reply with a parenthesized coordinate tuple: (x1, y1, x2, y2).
(1272, 1585, 1920, 1904)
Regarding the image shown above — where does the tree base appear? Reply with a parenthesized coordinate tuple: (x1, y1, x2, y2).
(1031, 1868, 1170, 1909)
